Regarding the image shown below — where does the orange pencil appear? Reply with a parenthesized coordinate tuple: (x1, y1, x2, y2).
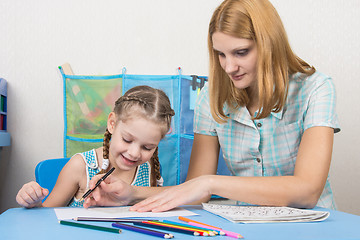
(178, 216, 244, 239)
(179, 216, 220, 229)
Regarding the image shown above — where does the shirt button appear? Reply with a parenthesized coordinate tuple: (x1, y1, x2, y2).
(256, 122, 262, 128)
(256, 158, 261, 163)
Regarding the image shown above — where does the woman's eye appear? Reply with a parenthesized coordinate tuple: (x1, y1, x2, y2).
(236, 49, 248, 56)
(215, 50, 225, 58)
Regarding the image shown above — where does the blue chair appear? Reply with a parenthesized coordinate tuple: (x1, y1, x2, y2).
(35, 158, 70, 201)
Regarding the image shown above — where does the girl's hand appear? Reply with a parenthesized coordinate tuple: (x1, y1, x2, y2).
(130, 175, 212, 212)
(16, 181, 48, 208)
(83, 174, 135, 208)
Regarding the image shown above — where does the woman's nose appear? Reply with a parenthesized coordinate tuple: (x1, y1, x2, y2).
(224, 57, 239, 74)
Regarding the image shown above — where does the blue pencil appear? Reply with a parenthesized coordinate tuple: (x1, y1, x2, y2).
(112, 222, 173, 239)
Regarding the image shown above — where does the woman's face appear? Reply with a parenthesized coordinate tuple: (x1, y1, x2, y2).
(212, 31, 258, 92)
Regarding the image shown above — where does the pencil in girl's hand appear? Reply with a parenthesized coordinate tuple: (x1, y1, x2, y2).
(79, 167, 115, 201)
(112, 222, 173, 239)
(59, 220, 121, 234)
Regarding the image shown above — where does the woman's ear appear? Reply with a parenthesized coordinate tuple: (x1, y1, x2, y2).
(107, 112, 116, 134)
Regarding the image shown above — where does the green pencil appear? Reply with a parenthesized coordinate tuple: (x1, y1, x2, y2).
(59, 220, 122, 234)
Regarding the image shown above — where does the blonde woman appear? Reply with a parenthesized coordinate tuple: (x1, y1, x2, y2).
(85, 0, 340, 212)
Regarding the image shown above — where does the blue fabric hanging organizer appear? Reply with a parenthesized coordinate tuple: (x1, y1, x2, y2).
(60, 65, 230, 186)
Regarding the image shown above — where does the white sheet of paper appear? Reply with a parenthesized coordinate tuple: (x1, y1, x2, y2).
(54, 206, 198, 220)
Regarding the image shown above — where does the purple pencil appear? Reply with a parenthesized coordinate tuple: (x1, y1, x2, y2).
(112, 222, 173, 239)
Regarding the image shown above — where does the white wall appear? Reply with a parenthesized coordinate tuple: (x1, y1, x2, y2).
(0, 0, 359, 215)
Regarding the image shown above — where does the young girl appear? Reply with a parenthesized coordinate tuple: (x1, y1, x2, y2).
(84, 0, 340, 212)
(16, 85, 175, 208)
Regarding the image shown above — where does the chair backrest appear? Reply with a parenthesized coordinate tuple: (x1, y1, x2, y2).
(35, 158, 70, 201)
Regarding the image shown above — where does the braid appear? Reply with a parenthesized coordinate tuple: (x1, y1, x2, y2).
(99, 128, 112, 174)
(150, 147, 161, 186)
(116, 96, 148, 106)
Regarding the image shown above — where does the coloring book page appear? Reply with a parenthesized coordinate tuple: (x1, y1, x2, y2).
(202, 203, 329, 223)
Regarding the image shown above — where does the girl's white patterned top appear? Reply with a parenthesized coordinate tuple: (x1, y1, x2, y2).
(68, 149, 153, 207)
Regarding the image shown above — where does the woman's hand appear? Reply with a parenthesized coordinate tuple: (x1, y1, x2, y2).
(16, 181, 48, 208)
(130, 175, 212, 212)
(83, 174, 135, 208)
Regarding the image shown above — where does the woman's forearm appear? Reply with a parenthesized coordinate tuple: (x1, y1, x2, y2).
(206, 174, 322, 208)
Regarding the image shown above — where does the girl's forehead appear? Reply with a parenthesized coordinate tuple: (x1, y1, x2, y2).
(118, 118, 163, 144)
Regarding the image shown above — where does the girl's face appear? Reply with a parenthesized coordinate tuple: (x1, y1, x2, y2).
(212, 31, 258, 92)
(108, 113, 163, 171)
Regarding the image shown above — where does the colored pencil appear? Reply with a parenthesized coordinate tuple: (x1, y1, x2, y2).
(144, 221, 211, 236)
(187, 221, 226, 235)
(80, 167, 115, 201)
(73, 217, 157, 222)
(133, 222, 201, 236)
(59, 220, 121, 234)
(179, 216, 220, 228)
(179, 216, 244, 238)
(162, 220, 219, 235)
(112, 222, 173, 239)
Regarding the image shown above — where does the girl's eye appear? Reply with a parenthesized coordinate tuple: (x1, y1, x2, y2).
(142, 146, 153, 151)
(122, 138, 131, 143)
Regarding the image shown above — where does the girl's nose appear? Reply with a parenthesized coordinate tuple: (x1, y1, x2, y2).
(128, 144, 141, 160)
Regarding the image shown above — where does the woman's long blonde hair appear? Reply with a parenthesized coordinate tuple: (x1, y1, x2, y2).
(208, 0, 315, 122)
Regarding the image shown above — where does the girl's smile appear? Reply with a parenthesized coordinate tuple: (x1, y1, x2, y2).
(121, 154, 141, 167)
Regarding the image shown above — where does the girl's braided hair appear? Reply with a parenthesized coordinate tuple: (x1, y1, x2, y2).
(102, 85, 175, 186)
